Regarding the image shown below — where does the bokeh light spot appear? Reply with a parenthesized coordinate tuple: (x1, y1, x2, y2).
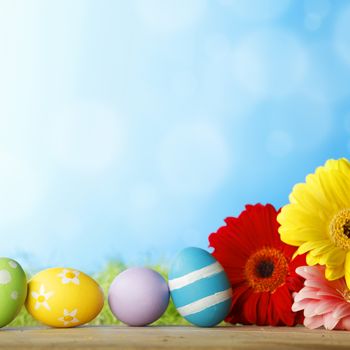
(231, 30, 308, 99)
(133, 0, 205, 34)
(220, 0, 291, 21)
(335, 4, 350, 66)
(158, 121, 231, 196)
(49, 103, 125, 174)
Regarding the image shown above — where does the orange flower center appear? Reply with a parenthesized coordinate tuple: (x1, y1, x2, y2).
(329, 208, 350, 250)
(37, 296, 45, 302)
(66, 272, 76, 279)
(244, 247, 289, 293)
(64, 315, 74, 322)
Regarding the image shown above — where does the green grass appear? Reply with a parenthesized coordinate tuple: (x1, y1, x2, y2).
(8, 262, 189, 327)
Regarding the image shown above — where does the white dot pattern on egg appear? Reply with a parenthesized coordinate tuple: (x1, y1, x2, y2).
(11, 291, 18, 300)
(8, 261, 18, 269)
(0, 270, 11, 285)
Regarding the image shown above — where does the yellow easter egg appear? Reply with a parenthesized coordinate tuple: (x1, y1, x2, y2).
(25, 267, 104, 328)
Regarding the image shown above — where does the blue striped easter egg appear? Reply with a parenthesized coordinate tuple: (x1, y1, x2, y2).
(168, 247, 232, 327)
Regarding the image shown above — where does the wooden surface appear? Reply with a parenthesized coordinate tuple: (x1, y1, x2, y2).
(1, 326, 350, 350)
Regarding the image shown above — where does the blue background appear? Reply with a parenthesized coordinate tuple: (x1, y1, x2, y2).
(1, 0, 349, 272)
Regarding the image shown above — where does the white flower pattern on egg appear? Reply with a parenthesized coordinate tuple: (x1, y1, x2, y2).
(57, 269, 80, 285)
(58, 309, 79, 326)
(8, 261, 17, 269)
(11, 291, 18, 300)
(31, 285, 54, 311)
(0, 269, 11, 284)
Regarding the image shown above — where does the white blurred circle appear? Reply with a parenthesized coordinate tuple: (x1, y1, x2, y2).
(334, 4, 350, 66)
(304, 0, 330, 31)
(262, 97, 331, 151)
(301, 42, 350, 103)
(304, 14, 322, 31)
(220, 0, 291, 21)
(202, 35, 257, 117)
(231, 30, 308, 99)
(345, 114, 350, 133)
(125, 183, 159, 233)
(158, 121, 231, 196)
(129, 183, 158, 212)
(304, 0, 330, 18)
(49, 103, 125, 173)
(266, 130, 294, 157)
(170, 71, 198, 99)
(133, 0, 205, 34)
(0, 152, 44, 223)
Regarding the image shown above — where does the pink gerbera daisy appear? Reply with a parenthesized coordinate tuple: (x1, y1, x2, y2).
(293, 265, 350, 330)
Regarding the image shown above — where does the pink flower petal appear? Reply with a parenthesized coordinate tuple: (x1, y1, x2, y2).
(292, 299, 312, 312)
(324, 313, 339, 330)
(304, 301, 321, 317)
(316, 287, 343, 299)
(336, 316, 350, 331)
(304, 279, 330, 289)
(304, 315, 324, 329)
(314, 299, 339, 316)
(332, 303, 350, 320)
(294, 290, 318, 302)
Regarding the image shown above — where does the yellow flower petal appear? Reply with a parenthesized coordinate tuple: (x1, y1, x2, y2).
(294, 240, 331, 256)
(324, 247, 346, 267)
(280, 228, 328, 244)
(317, 247, 345, 267)
(325, 265, 345, 281)
(318, 169, 350, 210)
(306, 252, 320, 266)
(324, 158, 350, 173)
(279, 205, 327, 234)
(289, 180, 333, 217)
(309, 242, 335, 257)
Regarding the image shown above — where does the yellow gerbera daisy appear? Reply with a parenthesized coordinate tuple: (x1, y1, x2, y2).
(278, 158, 350, 287)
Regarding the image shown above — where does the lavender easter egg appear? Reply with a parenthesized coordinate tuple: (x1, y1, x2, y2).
(169, 247, 232, 327)
(108, 267, 169, 326)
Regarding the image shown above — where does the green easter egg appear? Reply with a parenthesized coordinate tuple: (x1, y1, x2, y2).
(0, 258, 27, 328)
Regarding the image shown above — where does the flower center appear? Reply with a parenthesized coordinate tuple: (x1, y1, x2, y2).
(64, 316, 73, 322)
(38, 296, 45, 302)
(66, 272, 75, 279)
(244, 247, 289, 293)
(329, 208, 350, 250)
(256, 260, 274, 278)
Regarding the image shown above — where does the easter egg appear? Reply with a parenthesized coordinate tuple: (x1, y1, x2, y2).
(169, 247, 232, 327)
(26, 268, 104, 328)
(0, 258, 27, 328)
(108, 267, 169, 326)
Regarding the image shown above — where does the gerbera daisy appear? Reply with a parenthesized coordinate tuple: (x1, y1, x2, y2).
(209, 203, 305, 326)
(293, 265, 350, 330)
(278, 158, 350, 287)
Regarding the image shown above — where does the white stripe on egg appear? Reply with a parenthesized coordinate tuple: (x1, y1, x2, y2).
(168, 262, 223, 291)
(176, 288, 233, 317)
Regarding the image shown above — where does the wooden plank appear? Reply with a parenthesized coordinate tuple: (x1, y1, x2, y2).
(0, 326, 350, 350)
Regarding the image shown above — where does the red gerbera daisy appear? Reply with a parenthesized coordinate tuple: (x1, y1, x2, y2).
(209, 203, 306, 326)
